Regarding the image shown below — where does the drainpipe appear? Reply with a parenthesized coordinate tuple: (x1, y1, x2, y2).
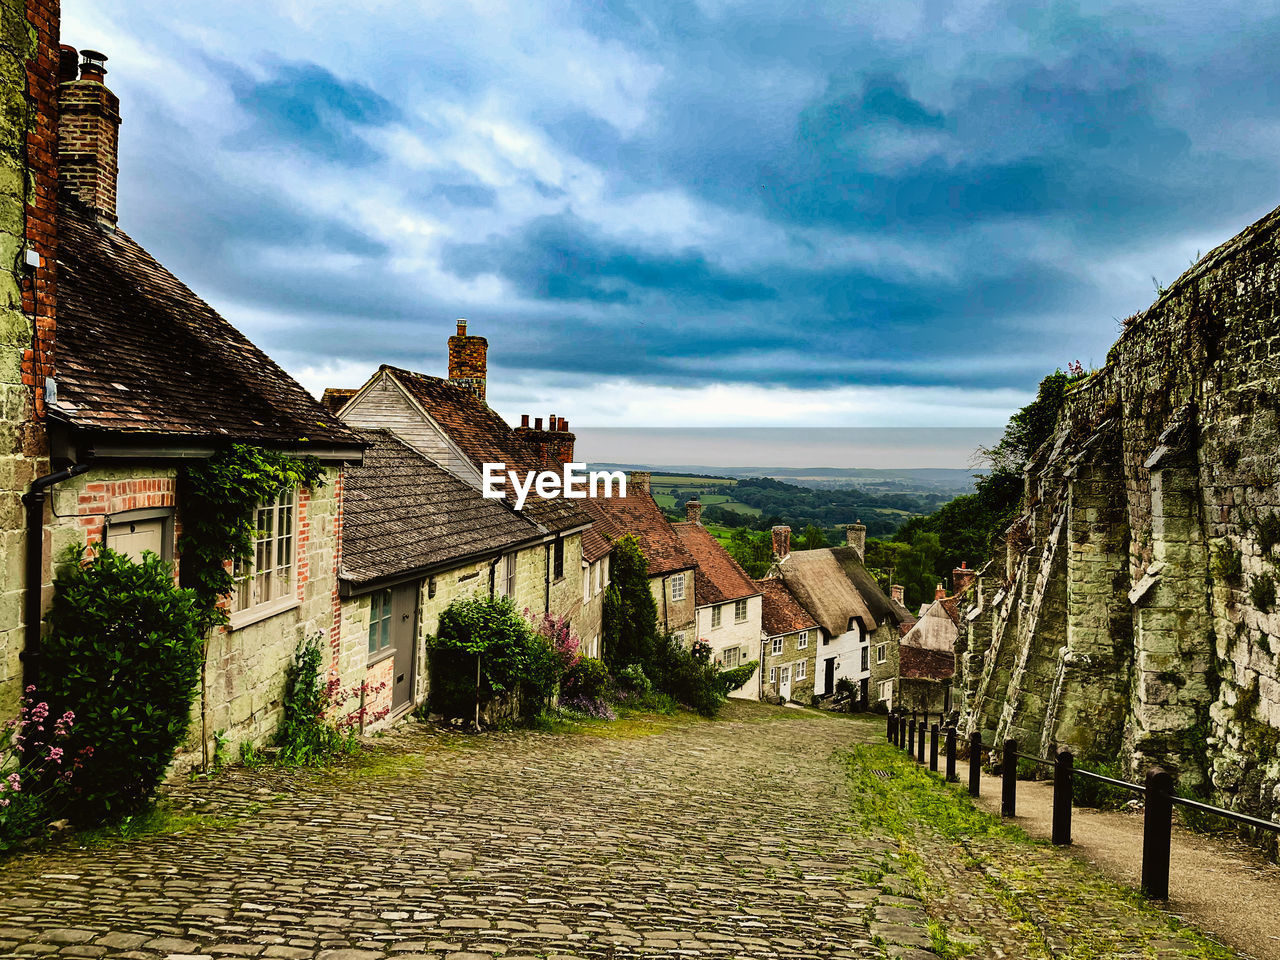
(21, 462, 92, 690)
(543, 543, 550, 614)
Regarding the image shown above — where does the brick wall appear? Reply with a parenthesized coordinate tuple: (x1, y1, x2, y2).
(447, 320, 487, 402)
(56, 69, 118, 222)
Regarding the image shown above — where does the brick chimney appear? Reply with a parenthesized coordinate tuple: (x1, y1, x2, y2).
(514, 413, 575, 465)
(59, 48, 121, 224)
(686, 499, 702, 525)
(935, 583, 946, 602)
(890, 584, 904, 604)
(952, 562, 976, 595)
(845, 521, 866, 561)
(447, 318, 487, 402)
(629, 471, 650, 494)
(772, 525, 791, 561)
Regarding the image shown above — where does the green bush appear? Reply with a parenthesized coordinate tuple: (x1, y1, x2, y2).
(275, 635, 359, 765)
(717, 659, 758, 695)
(41, 545, 204, 822)
(563, 656, 611, 702)
(602, 536, 659, 672)
(1250, 572, 1276, 612)
(649, 634, 725, 717)
(429, 597, 557, 721)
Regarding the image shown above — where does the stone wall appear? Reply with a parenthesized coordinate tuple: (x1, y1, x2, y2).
(0, 0, 35, 720)
(958, 200, 1280, 826)
(762, 628, 814, 703)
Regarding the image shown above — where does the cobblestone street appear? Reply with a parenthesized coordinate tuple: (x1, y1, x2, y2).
(0, 706, 1253, 959)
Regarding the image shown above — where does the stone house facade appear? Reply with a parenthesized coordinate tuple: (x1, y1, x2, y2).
(756, 578, 818, 703)
(673, 500, 762, 698)
(1, 28, 366, 769)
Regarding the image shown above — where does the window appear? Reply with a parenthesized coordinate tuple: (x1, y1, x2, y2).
(711, 606, 722, 628)
(771, 636, 783, 656)
(794, 659, 806, 680)
(877, 643, 887, 664)
(593, 561, 602, 596)
(674, 631, 686, 644)
(428, 576, 437, 599)
(602, 555, 610, 587)
(797, 630, 808, 649)
(553, 538, 564, 580)
(734, 599, 748, 623)
(721, 646, 740, 668)
(880, 680, 894, 702)
(860, 646, 870, 671)
(769, 666, 778, 684)
(671, 572, 686, 601)
(233, 488, 295, 614)
(583, 563, 591, 603)
(368, 589, 393, 656)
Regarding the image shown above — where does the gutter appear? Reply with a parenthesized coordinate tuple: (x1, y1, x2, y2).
(21, 461, 92, 690)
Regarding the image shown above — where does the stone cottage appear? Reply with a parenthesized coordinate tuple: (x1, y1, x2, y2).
(770, 524, 912, 706)
(672, 499, 763, 698)
(583, 471, 697, 639)
(5, 36, 365, 765)
(338, 429, 554, 725)
(756, 577, 819, 704)
(333, 339, 609, 653)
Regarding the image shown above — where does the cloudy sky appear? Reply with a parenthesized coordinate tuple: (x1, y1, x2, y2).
(62, 1, 1280, 459)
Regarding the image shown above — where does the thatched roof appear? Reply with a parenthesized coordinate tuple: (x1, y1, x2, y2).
(777, 549, 878, 635)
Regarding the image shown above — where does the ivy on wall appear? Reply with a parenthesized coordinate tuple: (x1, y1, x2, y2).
(176, 444, 322, 630)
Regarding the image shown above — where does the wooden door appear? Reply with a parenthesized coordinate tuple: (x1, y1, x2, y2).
(389, 583, 418, 712)
(780, 665, 791, 701)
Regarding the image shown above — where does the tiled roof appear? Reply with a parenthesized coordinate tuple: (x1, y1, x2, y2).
(321, 388, 357, 414)
(777, 548, 878, 636)
(755, 578, 818, 637)
(901, 599, 959, 654)
(672, 521, 760, 606)
(900, 645, 955, 681)
(580, 526, 612, 564)
(381, 365, 589, 534)
(341, 429, 541, 586)
(583, 491, 696, 576)
(54, 196, 360, 449)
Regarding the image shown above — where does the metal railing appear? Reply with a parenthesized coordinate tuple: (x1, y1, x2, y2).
(884, 710, 1280, 900)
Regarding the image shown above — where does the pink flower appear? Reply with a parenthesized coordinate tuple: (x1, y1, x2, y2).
(7, 773, 20, 793)
(47, 747, 64, 764)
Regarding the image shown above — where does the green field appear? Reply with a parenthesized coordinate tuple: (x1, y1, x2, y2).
(650, 475, 759, 517)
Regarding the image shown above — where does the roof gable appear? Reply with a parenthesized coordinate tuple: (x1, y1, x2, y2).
(583, 491, 696, 576)
(672, 521, 759, 606)
(755, 577, 818, 637)
(54, 197, 359, 449)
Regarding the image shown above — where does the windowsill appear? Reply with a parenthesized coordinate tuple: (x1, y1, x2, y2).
(368, 648, 396, 668)
(229, 597, 301, 632)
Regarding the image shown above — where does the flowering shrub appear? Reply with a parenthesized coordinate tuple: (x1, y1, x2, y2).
(41, 545, 204, 823)
(0, 687, 78, 852)
(690, 638, 712, 663)
(276, 635, 388, 765)
(559, 695, 616, 720)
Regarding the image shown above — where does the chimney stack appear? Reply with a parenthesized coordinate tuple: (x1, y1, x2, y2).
(58, 48, 122, 224)
(520, 414, 530, 428)
(935, 583, 946, 602)
(845, 521, 866, 561)
(890, 584, 904, 604)
(772, 525, 791, 561)
(952, 562, 976, 595)
(686, 499, 702, 525)
(629, 470, 650, 494)
(447, 318, 488, 402)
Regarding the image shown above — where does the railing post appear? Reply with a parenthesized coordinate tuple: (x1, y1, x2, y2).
(1142, 766, 1173, 900)
(917, 719, 926, 762)
(1052, 748, 1073, 845)
(968, 731, 981, 796)
(929, 723, 939, 772)
(908, 715, 916, 754)
(886, 711, 894, 742)
(945, 726, 957, 782)
(1001, 738, 1017, 817)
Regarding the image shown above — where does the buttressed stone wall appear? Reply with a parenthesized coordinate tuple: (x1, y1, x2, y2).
(958, 201, 1280, 826)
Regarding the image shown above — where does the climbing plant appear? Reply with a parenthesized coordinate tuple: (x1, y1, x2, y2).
(177, 444, 323, 629)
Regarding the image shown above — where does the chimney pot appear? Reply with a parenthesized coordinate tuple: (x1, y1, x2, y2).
(952, 563, 977, 595)
(935, 583, 946, 602)
(520, 414, 530, 428)
(686, 499, 702, 525)
(772, 525, 791, 561)
(558, 417, 568, 432)
(59, 45, 79, 84)
(890, 584, 904, 604)
(79, 50, 108, 82)
(456, 318, 467, 337)
(534, 417, 543, 430)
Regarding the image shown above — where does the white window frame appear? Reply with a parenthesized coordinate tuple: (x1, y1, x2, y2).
(794, 659, 806, 680)
(771, 636, 783, 656)
(721, 646, 739, 668)
(368, 588, 393, 659)
(880, 679, 894, 702)
(734, 598, 748, 623)
(583, 562, 591, 603)
(769, 666, 778, 684)
(230, 487, 299, 628)
(671, 572, 686, 602)
(797, 630, 808, 649)
(711, 605, 722, 629)
(877, 643, 887, 664)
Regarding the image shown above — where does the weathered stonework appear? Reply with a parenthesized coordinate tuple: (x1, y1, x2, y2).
(959, 201, 1280, 830)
